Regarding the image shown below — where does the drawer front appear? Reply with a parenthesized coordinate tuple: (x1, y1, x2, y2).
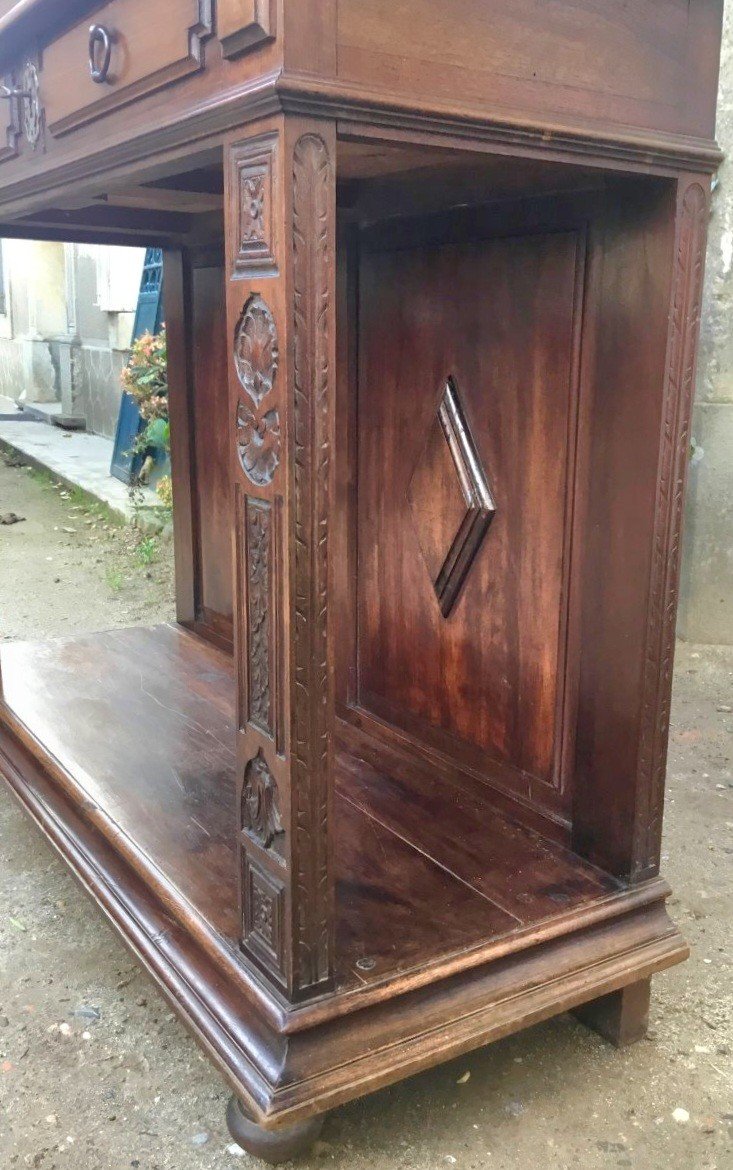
(42, 0, 213, 137)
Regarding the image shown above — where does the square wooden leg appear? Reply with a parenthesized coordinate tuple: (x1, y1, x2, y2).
(574, 977, 651, 1047)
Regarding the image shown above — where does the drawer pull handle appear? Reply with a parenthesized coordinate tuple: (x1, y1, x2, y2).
(89, 24, 113, 84)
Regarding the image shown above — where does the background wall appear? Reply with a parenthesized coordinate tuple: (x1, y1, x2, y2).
(679, 1, 733, 644)
(0, 240, 143, 439)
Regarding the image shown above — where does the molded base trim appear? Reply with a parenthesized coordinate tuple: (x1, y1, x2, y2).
(0, 721, 688, 1129)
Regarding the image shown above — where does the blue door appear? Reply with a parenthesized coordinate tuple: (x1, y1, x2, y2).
(110, 248, 164, 484)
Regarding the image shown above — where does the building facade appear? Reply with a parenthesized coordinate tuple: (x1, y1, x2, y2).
(0, 239, 143, 439)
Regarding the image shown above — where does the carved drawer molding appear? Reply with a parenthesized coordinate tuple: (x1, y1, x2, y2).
(218, 0, 276, 59)
(42, 0, 213, 138)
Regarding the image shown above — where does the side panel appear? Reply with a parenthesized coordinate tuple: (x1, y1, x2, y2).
(573, 176, 710, 882)
(356, 226, 582, 813)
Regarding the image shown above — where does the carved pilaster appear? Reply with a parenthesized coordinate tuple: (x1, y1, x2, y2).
(290, 133, 335, 993)
(226, 119, 336, 1001)
(634, 179, 709, 879)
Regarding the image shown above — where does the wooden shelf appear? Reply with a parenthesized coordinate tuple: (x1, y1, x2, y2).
(0, 627, 687, 1130)
(0, 623, 663, 1011)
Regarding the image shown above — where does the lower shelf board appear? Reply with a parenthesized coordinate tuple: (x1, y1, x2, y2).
(0, 623, 688, 1125)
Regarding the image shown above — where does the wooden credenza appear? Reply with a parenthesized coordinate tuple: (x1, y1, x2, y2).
(0, 1, 723, 1160)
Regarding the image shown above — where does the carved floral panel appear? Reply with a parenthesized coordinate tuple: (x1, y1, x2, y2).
(234, 293, 281, 486)
(245, 498, 273, 735)
(242, 855, 285, 977)
(229, 133, 278, 276)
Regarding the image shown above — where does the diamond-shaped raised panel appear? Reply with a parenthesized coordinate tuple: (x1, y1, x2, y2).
(407, 378, 496, 618)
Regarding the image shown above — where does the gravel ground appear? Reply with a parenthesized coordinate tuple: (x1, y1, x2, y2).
(0, 457, 731, 1170)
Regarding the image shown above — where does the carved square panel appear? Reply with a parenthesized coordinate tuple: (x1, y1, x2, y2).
(242, 854, 285, 977)
(228, 132, 278, 277)
(407, 378, 495, 618)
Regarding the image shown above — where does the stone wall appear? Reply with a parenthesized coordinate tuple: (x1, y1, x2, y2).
(679, 1, 733, 644)
(0, 239, 142, 440)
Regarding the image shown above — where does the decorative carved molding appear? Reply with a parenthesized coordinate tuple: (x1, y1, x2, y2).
(636, 180, 708, 878)
(219, 0, 276, 60)
(19, 61, 42, 149)
(291, 133, 334, 993)
(246, 498, 272, 735)
(242, 749, 283, 848)
(229, 134, 278, 277)
(234, 294, 281, 486)
(407, 376, 496, 618)
(242, 855, 285, 976)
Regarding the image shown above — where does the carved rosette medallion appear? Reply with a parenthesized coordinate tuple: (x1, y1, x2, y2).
(234, 294, 281, 486)
(241, 748, 283, 849)
(20, 62, 42, 148)
(246, 498, 272, 734)
(636, 181, 708, 877)
(234, 293, 278, 405)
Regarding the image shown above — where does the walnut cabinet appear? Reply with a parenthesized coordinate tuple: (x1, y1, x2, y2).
(0, 1, 724, 1160)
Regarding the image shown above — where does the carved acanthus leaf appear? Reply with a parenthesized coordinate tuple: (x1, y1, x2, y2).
(242, 749, 283, 849)
(236, 398, 280, 486)
(234, 293, 278, 407)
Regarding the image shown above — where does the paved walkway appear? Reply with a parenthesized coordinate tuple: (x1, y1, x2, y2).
(0, 415, 157, 520)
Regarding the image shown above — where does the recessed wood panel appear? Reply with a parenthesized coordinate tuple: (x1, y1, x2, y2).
(356, 226, 581, 793)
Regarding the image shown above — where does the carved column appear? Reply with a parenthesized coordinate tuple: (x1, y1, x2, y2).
(632, 175, 710, 881)
(224, 116, 336, 1001)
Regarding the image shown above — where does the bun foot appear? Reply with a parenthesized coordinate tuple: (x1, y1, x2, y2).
(226, 1095, 324, 1164)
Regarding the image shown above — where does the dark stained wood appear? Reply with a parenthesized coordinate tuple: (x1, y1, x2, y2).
(1, 626, 239, 940)
(336, 0, 723, 141)
(164, 247, 197, 626)
(190, 262, 234, 643)
(575, 977, 652, 1047)
(571, 177, 708, 883)
(0, 624, 670, 1008)
(0, 0, 722, 1153)
(1, 623, 515, 990)
(0, 714, 693, 1127)
(335, 723, 619, 926)
(353, 209, 583, 821)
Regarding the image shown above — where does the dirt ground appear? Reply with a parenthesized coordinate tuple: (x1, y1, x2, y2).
(0, 456, 731, 1170)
